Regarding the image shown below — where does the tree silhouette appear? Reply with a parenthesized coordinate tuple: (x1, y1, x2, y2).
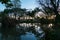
(10, 0, 21, 19)
(0, 0, 16, 40)
(27, 8, 40, 17)
(38, 0, 60, 23)
(38, 0, 60, 40)
(0, 0, 13, 8)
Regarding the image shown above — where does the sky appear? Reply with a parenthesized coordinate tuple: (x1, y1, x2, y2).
(0, 3, 6, 11)
(0, 0, 38, 11)
(21, 0, 38, 10)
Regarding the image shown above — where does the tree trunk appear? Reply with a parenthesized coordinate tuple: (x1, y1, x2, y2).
(54, 11, 60, 25)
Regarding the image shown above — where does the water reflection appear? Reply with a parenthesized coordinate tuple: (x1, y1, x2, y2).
(17, 23, 45, 40)
(21, 32, 37, 40)
(0, 23, 45, 40)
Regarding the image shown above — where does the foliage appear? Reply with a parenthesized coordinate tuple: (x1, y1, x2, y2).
(27, 8, 40, 17)
(0, 0, 13, 7)
(38, 0, 60, 40)
(38, 0, 60, 23)
(11, 0, 21, 8)
(38, 0, 60, 14)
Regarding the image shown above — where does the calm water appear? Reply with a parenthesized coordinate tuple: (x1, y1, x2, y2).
(21, 32, 37, 40)
(0, 23, 45, 40)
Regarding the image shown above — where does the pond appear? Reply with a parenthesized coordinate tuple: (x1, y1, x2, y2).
(0, 23, 45, 40)
(21, 32, 37, 40)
